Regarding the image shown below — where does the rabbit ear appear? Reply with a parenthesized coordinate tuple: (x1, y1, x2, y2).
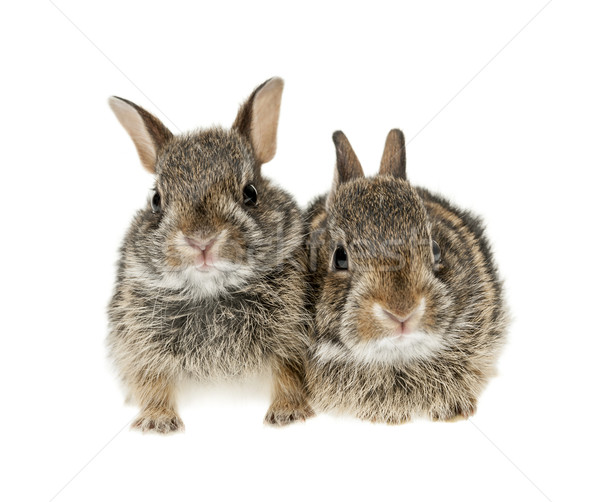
(232, 77, 284, 166)
(326, 131, 364, 209)
(108, 97, 173, 174)
(332, 130, 364, 182)
(379, 129, 406, 179)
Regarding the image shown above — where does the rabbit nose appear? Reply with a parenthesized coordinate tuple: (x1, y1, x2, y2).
(373, 298, 425, 335)
(185, 234, 220, 269)
(381, 307, 414, 325)
(185, 235, 217, 252)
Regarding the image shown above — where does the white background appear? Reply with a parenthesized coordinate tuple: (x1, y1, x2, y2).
(1, 1, 598, 501)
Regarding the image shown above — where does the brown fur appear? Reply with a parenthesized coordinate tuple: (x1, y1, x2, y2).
(326, 131, 365, 210)
(265, 357, 316, 425)
(129, 375, 183, 433)
(305, 130, 507, 424)
(107, 78, 313, 433)
(379, 129, 406, 179)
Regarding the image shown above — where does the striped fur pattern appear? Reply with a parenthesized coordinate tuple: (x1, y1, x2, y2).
(305, 130, 507, 424)
(107, 78, 313, 433)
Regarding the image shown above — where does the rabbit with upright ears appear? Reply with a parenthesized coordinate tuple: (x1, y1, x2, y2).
(107, 77, 314, 433)
(305, 130, 507, 423)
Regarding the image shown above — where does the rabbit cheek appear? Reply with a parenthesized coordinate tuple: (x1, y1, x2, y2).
(355, 301, 387, 341)
(162, 231, 194, 269)
(164, 238, 185, 268)
(215, 228, 248, 266)
(418, 280, 452, 335)
(165, 253, 183, 269)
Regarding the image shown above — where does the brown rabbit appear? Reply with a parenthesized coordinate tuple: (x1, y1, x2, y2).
(305, 129, 507, 424)
(107, 78, 314, 433)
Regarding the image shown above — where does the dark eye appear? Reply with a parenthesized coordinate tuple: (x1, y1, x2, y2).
(243, 184, 258, 206)
(432, 240, 441, 264)
(151, 191, 161, 213)
(333, 245, 348, 271)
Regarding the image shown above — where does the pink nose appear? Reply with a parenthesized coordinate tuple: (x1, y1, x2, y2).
(380, 307, 417, 335)
(185, 236, 216, 252)
(185, 235, 218, 268)
(374, 299, 425, 336)
(381, 308, 413, 325)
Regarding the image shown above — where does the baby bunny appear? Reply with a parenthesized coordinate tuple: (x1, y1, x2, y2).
(107, 77, 314, 433)
(305, 130, 507, 424)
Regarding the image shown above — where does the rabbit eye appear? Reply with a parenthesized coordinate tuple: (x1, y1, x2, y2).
(151, 191, 161, 213)
(243, 184, 258, 206)
(432, 240, 441, 264)
(333, 245, 348, 271)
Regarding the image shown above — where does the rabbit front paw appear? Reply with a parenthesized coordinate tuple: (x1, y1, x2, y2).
(429, 400, 477, 422)
(264, 401, 315, 427)
(132, 407, 185, 434)
(361, 412, 411, 425)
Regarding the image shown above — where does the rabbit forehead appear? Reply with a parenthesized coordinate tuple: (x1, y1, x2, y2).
(156, 127, 255, 188)
(329, 177, 430, 243)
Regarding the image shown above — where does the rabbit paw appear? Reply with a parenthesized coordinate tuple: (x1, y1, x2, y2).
(369, 414, 410, 426)
(430, 401, 477, 422)
(132, 407, 185, 434)
(357, 409, 410, 425)
(264, 401, 315, 427)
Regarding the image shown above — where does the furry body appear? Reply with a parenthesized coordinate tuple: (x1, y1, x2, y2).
(107, 79, 313, 432)
(305, 131, 507, 424)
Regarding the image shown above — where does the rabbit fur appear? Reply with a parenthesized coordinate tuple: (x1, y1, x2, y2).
(305, 130, 507, 424)
(107, 78, 314, 433)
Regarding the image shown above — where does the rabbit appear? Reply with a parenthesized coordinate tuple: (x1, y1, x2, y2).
(305, 129, 507, 424)
(107, 77, 314, 433)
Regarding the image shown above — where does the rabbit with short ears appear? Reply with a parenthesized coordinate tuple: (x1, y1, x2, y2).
(107, 78, 314, 433)
(305, 130, 507, 423)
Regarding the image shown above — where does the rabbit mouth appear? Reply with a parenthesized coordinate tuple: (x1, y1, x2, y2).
(314, 299, 443, 365)
(171, 230, 251, 273)
(191, 261, 239, 274)
(194, 263, 217, 272)
(166, 261, 254, 298)
(384, 331, 411, 342)
(192, 253, 219, 272)
(357, 331, 442, 364)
